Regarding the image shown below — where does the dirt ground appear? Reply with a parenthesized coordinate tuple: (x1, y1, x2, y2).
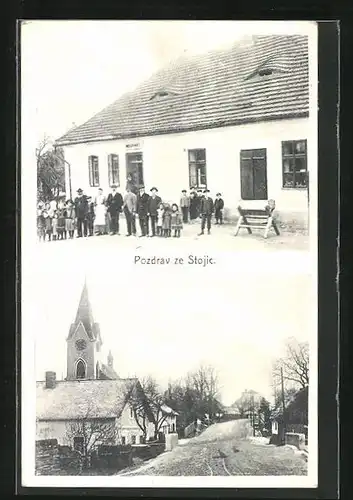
(119, 420, 308, 476)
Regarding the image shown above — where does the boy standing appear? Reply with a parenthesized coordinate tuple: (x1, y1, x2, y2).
(180, 189, 190, 223)
(214, 193, 225, 225)
(148, 187, 162, 237)
(198, 189, 213, 235)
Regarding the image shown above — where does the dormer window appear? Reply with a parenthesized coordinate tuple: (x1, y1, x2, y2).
(258, 67, 273, 77)
(150, 89, 178, 101)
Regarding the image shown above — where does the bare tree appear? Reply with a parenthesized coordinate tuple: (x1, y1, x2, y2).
(187, 364, 222, 421)
(36, 136, 66, 201)
(124, 377, 170, 441)
(273, 337, 309, 391)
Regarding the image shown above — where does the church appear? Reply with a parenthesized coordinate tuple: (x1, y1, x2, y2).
(36, 282, 154, 448)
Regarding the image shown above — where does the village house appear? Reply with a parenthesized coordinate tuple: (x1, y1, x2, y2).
(55, 35, 311, 230)
(36, 283, 156, 449)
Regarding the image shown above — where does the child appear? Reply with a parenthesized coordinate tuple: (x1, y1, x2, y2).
(36, 203, 45, 242)
(214, 193, 225, 225)
(52, 210, 58, 241)
(180, 190, 190, 223)
(57, 208, 66, 240)
(157, 202, 164, 237)
(65, 200, 76, 239)
(87, 196, 95, 237)
(43, 210, 52, 241)
(162, 204, 171, 238)
(170, 203, 183, 238)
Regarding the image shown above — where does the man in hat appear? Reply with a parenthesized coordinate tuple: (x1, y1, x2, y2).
(148, 187, 162, 237)
(136, 186, 150, 237)
(198, 189, 214, 235)
(107, 185, 124, 235)
(196, 189, 204, 217)
(74, 188, 89, 237)
(123, 185, 137, 236)
(214, 192, 225, 225)
(180, 189, 190, 223)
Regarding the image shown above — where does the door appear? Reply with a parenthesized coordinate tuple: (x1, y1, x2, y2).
(126, 153, 144, 189)
(240, 149, 267, 200)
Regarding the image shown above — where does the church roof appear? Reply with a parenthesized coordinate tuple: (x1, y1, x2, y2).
(36, 378, 137, 420)
(67, 282, 101, 342)
(55, 34, 308, 147)
(99, 363, 119, 380)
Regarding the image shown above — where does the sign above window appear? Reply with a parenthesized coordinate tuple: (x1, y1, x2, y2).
(126, 142, 142, 151)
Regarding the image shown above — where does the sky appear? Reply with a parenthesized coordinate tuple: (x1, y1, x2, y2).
(28, 239, 313, 406)
(21, 20, 315, 145)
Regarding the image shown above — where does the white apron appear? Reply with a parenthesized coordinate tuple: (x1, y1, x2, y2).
(94, 195, 107, 226)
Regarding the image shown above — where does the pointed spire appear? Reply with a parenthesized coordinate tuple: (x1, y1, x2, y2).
(68, 280, 99, 341)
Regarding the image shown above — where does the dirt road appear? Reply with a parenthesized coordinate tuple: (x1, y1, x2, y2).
(119, 420, 307, 476)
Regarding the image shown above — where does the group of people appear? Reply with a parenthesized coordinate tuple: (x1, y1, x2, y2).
(36, 174, 225, 241)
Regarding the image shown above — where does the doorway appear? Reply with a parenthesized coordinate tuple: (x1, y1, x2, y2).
(126, 153, 144, 189)
(240, 148, 268, 200)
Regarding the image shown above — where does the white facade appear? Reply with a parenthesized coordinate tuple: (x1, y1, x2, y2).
(63, 117, 312, 229)
(36, 403, 151, 447)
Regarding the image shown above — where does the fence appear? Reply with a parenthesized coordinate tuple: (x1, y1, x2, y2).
(35, 439, 83, 475)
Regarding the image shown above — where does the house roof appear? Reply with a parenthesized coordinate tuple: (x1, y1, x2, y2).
(161, 404, 178, 416)
(99, 363, 119, 380)
(36, 378, 137, 420)
(55, 35, 308, 146)
(67, 282, 101, 343)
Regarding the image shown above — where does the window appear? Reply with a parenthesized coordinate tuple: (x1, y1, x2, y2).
(282, 140, 307, 188)
(126, 153, 144, 189)
(188, 149, 207, 189)
(88, 155, 100, 187)
(130, 407, 134, 418)
(76, 359, 86, 379)
(73, 436, 84, 454)
(108, 154, 120, 187)
(131, 435, 136, 444)
(240, 149, 268, 200)
(121, 436, 126, 445)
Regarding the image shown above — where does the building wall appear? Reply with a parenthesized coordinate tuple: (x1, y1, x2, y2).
(63, 117, 312, 228)
(118, 403, 149, 444)
(36, 412, 146, 447)
(66, 323, 96, 380)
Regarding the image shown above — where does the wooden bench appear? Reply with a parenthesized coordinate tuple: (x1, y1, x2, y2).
(234, 200, 280, 239)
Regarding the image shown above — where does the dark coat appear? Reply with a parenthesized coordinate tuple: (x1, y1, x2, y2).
(148, 195, 162, 216)
(137, 192, 150, 217)
(214, 198, 224, 211)
(74, 195, 89, 219)
(200, 197, 214, 215)
(107, 192, 124, 214)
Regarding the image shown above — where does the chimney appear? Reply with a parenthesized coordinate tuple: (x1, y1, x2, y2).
(45, 371, 56, 389)
(107, 350, 113, 368)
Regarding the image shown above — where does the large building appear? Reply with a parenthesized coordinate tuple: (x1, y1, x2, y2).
(55, 35, 312, 229)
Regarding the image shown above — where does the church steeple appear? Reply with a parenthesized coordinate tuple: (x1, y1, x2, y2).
(66, 280, 102, 380)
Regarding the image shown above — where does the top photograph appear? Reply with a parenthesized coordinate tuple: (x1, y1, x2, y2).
(24, 21, 316, 249)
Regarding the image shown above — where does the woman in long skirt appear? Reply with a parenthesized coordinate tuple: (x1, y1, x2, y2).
(94, 188, 107, 235)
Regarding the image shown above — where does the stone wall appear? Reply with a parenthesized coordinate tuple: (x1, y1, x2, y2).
(285, 432, 306, 450)
(35, 439, 83, 475)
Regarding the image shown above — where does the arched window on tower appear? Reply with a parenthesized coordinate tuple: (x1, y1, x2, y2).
(76, 359, 86, 379)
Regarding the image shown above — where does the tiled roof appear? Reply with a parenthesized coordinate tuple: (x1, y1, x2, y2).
(55, 35, 308, 146)
(67, 282, 100, 343)
(36, 378, 137, 420)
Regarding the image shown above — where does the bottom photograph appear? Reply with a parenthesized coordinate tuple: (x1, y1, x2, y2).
(31, 253, 313, 482)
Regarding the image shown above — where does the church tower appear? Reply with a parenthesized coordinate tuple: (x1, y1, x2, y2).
(66, 281, 103, 380)
(66, 280, 119, 381)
